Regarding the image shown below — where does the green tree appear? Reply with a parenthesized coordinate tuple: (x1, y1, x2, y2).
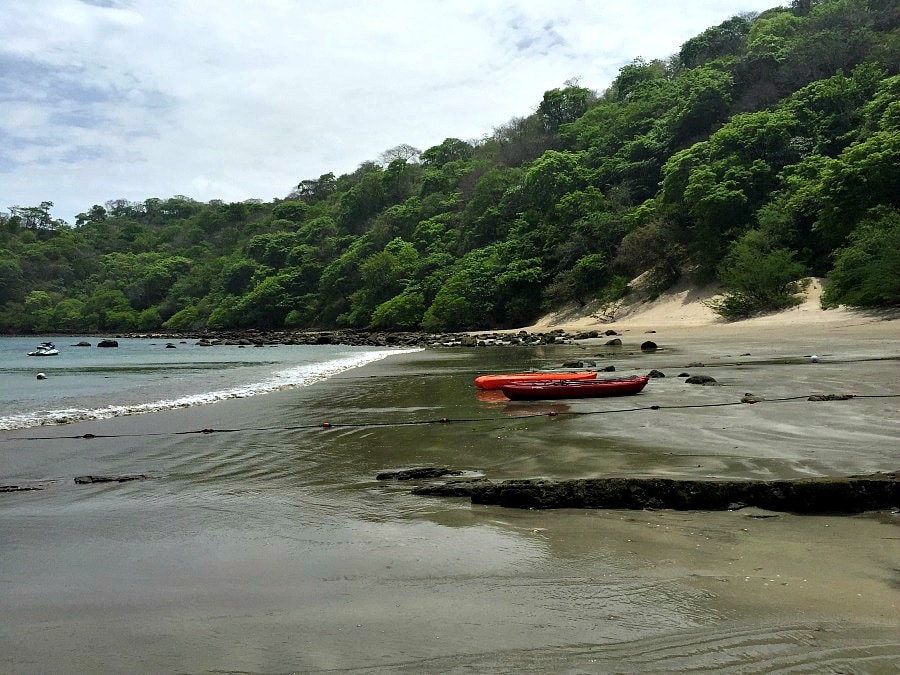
(81, 289, 138, 330)
(813, 118, 900, 249)
(708, 230, 807, 318)
(163, 305, 201, 331)
(370, 290, 426, 329)
(421, 249, 501, 331)
(23, 290, 54, 332)
(537, 84, 595, 132)
(421, 138, 474, 167)
(822, 207, 900, 307)
(679, 15, 754, 68)
(523, 150, 588, 212)
(51, 298, 86, 331)
(0, 254, 24, 303)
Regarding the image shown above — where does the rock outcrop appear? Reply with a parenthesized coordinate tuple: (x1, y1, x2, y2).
(411, 472, 898, 514)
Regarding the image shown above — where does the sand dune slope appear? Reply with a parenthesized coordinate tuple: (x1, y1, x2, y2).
(523, 278, 898, 338)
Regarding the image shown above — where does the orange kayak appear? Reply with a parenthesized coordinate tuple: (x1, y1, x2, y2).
(474, 371, 597, 390)
(501, 375, 649, 400)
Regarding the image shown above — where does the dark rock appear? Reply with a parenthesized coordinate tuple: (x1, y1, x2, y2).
(685, 375, 717, 385)
(677, 372, 691, 377)
(72, 341, 91, 347)
(376, 467, 464, 481)
(687, 362, 705, 367)
(562, 360, 585, 368)
(96, 339, 118, 348)
(74, 475, 148, 484)
(1, 484, 44, 492)
(648, 369, 665, 378)
(605, 338, 622, 346)
(645, 330, 657, 334)
(453, 472, 899, 514)
(165, 343, 177, 348)
(640, 341, 658, 351)
(412, 478, 493, 497)
(604, 330, 619, 336)
(574, 331, 600, 340)
(601, 365, 616, 372)
(741, 393, 760, 403)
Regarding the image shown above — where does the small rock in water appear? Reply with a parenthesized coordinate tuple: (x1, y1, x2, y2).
(808, 393, 852, 401)
(74, 474, 148, 484)
(685, 375, 717, 385)
(36, 372, 47, 380)
(376, 467, 464, 481)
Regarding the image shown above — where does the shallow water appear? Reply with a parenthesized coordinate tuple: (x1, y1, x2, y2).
(1, 336, 898, 672)
(0, 336, 416, 429)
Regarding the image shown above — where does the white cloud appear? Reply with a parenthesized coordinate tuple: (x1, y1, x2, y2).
(1, 0, 781, 223)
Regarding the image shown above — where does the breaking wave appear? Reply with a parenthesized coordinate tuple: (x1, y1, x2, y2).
(0, 348, 421, 431)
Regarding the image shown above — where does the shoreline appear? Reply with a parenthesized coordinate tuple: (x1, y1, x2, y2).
(8, 278, 899, 349)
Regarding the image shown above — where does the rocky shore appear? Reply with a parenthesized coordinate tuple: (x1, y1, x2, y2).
(392, 470, 900, 514)
(116, 327, 629, 348)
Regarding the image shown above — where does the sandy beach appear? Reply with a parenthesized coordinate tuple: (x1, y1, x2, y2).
(522, 276, 897, 336)
(1, 283, 898, 673)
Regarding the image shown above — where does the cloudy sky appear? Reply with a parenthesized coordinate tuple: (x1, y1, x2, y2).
(2, 0, 781, 224)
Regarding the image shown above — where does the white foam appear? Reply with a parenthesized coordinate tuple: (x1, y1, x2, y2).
(0, 348, 421, 430)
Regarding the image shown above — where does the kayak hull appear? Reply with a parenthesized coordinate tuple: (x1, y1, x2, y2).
(501, 375, 649, 400)
(474, 371, 597, 390)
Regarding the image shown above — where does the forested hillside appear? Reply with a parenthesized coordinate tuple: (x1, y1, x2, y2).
(2, 0, 897, 334)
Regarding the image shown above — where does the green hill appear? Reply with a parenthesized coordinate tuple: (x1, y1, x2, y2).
(2, 0, 897, 333)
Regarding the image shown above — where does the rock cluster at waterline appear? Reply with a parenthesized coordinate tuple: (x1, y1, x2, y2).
(120, 327, 652, 349)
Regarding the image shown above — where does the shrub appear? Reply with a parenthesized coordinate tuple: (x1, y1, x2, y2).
(370, 291, 425, 329)
(822, 207, 900, 307)
(707, 230, 807, 319)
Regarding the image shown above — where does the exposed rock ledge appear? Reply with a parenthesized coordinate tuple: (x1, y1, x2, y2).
(411, 472, 898, 514)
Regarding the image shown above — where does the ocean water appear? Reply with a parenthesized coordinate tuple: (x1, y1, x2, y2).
(0, 336, 420, 430)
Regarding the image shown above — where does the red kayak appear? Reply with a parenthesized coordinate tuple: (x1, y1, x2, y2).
(474, 371, 597, 390)
(501, 375, 649, 400)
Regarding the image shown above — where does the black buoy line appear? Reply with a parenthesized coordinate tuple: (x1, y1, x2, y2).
(1, 393, 896, 444)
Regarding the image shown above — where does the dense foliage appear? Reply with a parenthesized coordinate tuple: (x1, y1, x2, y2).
(2, 0, 897, 333)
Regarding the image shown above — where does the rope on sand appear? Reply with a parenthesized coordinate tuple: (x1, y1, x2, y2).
(2, 393, 897, 443)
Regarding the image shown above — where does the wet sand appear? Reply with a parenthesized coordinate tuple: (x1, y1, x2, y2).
(1, 316, 898, 673)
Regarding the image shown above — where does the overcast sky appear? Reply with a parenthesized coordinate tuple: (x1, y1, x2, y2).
(2, 0, 781, 224)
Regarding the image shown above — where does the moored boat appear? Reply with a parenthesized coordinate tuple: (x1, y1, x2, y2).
(474, 371, 597, 390)
(27, 342, 59, 356)
(500, 375, 649, 400)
